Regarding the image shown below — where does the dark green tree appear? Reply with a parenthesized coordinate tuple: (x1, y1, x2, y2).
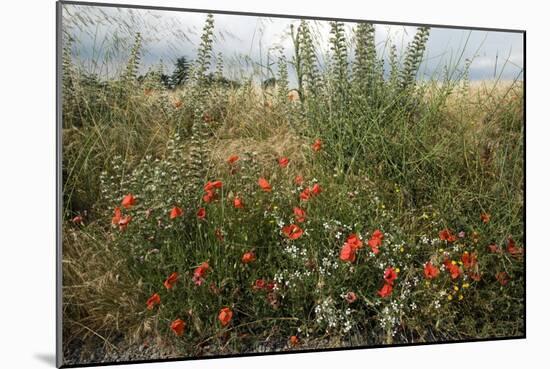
(171, 56, 191, 87)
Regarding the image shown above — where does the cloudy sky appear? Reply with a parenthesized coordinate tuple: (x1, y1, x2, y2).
(62, 3, 524, 85)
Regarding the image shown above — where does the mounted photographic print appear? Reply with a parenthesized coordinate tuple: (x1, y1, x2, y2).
(57, 1, 525, 367)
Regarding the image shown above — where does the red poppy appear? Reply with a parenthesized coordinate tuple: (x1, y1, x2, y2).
(204, 180, 223, 192)
(377, 283, 393, 298)
(218, 307, 233, 326)
(480, 213, 491, 224)
(111, 207, 122, 225)
(197, 207, 206, 220)
(344, 291, 357, 304)
(193, 262, 210, 286)
(439, 229, 457, 243)
(169, 206, 183, 219)
(461, 252, 477, 269)
(282, 224, 304, 240)
(203, 190, 217, 203)
(299, 187, 312, 201)
(290, 335, 300, 347)
(234, 197, 244, 209)
(423, 262, 440, 279)
(507, 237, 524, 258)
(496, 271, 510, 286)
(72, 215, 84, 225)
(170, 318, 186, 336)
(383, 267, 398, 285)
(194, 262, 209, 277)
(312, 139, 322, 152)
(368, 230, 384, 254)
(121, 193, 136, 209)
(227, 155, 239, 164)
(278, 157, 290, 168)
(258, 177, 272, 192)
(118, 215, 132, 231)
(488, 244, 502, 254)
(293, 207, 307, 223)
(312, 183, 322, 195)
(163, 272, 179, 290)
(146, 293, 160, 310)
(242, 251, 256, 264)
(294, 175, 304, 186)
(447, 263, 462, 280)
(345, 234, 363, 250)
(253, 279, 266, 290)
(266, 281, 276, 292)
(339, 243, 356, 263)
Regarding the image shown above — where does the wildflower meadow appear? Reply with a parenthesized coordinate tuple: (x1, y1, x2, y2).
(60, 5, 524, 365)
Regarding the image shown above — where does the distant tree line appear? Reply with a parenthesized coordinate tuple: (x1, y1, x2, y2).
(137, 56, 240, 89)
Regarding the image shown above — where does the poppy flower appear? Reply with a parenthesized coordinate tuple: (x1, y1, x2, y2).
(163, 272, 179, 290)
(278, 157, 290, 168)
(383, 267, 398, 285)
(170, 318, 186, 336)
(266, 281, 276, 292)
(121, 193, 136, 209)
(377, 283, 393, 298)
(253, 279, 266, 290)
(439, 229, 457, 243)
(312, 139, 322, 152)
(423, 262, 440, 279)
(233, 197, 244, 209)
(294, 175, 304, 186)
(293, 207, 307, 223)
(227, 155, 239, 164)
(218, 307, 233, 327)
(197, 207, 206, 220)
(345, 234, 363, 250)
(111, 207, 122, 225)
(282, 224, 304, 240)
(461, 252, 477, 269)
(339, 243, 356, 263)
(169, 206, 183, 219)
(72, 215, 84, 225)
(507, 238, 524, 258)
(204, 180, 223, 192)
(290, 335, 300, 347)
(193, 262, 210, 286)
(242, 251, 256, 264)
(118, 215, 132, 231)
(146, 293, 160, 310)
(299, 188, 312, 201)
(203, 190, 217, 203)
(496, 271, 510, 286)
(258, 177, 272, 192)
(447, 263, 462, 280)
(344, 291, 357, 304)
(480, 213, 491, 224)
(488, 243, 502, 254)
(368, 230, 384, 254)
(312, 183, 322, 195)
